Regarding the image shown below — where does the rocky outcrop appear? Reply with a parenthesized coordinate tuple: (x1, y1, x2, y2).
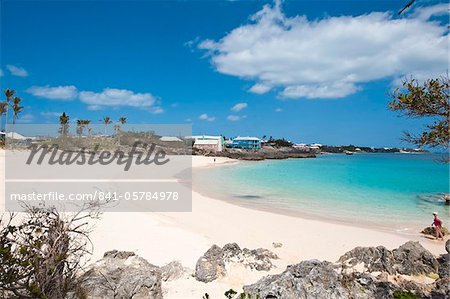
(431, 278, 450, 299)
(438, 239, 450, 279)
(437, 253, 449, 279)
(243, 260, 348, 299)
(437, 240, 450, 279)
(421, 226, 449, 236)
(80, 250, 163, 299)
(244, 241, 447, 299)
(195, 243, 278, 283)
(338, 241, 438, 276)
(244, 263, 449, 299)
(392, 241, 439, 275)
(210, 147, 316, 161)
(338, 245, 395, 274)
(160, 261, 190, 282)
(195, 245, 227, 283)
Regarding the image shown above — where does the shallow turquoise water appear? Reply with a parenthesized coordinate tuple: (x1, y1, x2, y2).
(195, 153, 450, 232)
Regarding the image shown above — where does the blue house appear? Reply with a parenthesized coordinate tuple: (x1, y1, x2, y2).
(229, 136, 262, 150)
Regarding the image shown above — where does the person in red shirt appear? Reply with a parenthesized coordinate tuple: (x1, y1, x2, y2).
(431, 212, 444, 240)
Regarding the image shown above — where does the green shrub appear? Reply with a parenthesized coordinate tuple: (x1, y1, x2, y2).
(393, 290, 420, 299)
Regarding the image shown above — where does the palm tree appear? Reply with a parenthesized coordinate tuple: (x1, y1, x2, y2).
(101, 116, 112, 136)
(76, 120, 91, 137)
(59, 112, 70, 136)
(12, 97, 23, 123)
(0, 102, 7, 132)
(4, 89, 15, 133)
(116, 116, 127, 144)
(76, 120, 84, 137)
(118, 117, 127, 125)
(11, 97, 23, 140)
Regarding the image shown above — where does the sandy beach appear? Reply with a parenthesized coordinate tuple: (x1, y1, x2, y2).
(86, 156, 446, 298)
(0, 151, 447, 298)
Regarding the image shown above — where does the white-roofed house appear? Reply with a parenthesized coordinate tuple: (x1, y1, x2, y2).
(193, 139, 221, 152)
(189, 135, 224, 152)
(3, 132, 35, 140)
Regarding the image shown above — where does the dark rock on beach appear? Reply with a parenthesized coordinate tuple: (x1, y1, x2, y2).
(244, 241, 447, 299)
(195, 245, 227, 283)
(437, 253, 450, 279)
(431, 278, 450, 299)
(437, 241, 450, 279)
(79, 250, 163, 299)
(421, 226, 450, 237)
(195, 243, 278, 282)
(338, 245, 396, 274)
(338, 241, 439, 276)
(392, 241, 439, 275)
(160, 261, 190, 282)
(243, 260, 349, 299)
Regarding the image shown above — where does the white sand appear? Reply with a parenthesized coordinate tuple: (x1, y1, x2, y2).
(0, 152, 447, 298)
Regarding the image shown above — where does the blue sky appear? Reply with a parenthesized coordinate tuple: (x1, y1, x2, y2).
(1, 0, 448, 147)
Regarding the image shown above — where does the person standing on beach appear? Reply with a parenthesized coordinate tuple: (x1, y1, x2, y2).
(431, 212, 444, 240)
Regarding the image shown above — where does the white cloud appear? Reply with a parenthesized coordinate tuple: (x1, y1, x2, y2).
(280, 82, 360, 99)
(199, 2, 448, 99)
(79, 88, 156, 108)
(41, 111, 62, 117)
(227, 114, 247, 121)
(413, 3, 448, 20)
(6, 65, 28, 77)
(249, 83, 272, 94)
(275, 108, 283, 112)
(27, 85, 78, 100)
(199, 113, 215, 122)
(231, 102, 248, 112)
(149, 106, 164, 114)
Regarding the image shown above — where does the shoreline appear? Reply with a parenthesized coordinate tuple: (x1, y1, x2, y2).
(191, 156, 443, 239)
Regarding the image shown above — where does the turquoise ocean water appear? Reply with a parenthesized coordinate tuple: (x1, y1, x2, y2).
(194, 153, 450, 233)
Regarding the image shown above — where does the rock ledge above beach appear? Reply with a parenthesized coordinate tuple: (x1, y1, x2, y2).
(195, 243, 278, 283)
(338, 241, 439, 276)
(243, 241, 448, 299)
(79, 251, 191, 299)
(80, 250, 163, 299)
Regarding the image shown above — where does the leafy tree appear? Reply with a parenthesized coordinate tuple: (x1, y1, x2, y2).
(389, 77, 449, 152)
(0, 204, 101, 298)
(269, 138, 293, 147)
